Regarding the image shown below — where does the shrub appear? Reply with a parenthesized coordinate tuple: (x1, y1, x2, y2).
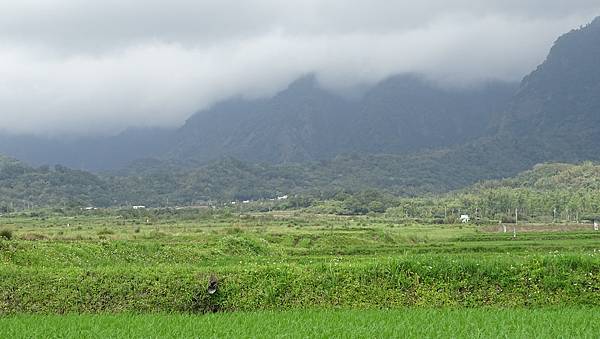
(0, 228, 13, 240)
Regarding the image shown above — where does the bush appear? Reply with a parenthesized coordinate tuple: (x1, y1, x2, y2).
(0, 228, 13, 240)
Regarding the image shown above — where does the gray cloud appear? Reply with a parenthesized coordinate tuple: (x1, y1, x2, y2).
(0, 1, 599, 135)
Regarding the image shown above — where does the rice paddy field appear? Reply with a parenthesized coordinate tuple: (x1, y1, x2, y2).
(2, 308, 599, 338)
(0, 209, 599, 337)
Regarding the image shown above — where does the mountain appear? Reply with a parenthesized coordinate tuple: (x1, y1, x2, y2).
(500, 16, 600, 161)
(376, 15, 600, 190)
(2, 17, 600, 208)
(345, 76, 514, 154)
(133, 16, 600, 173)
(169, 75, 516, 164)
(0, 75, 516, 170)
(169, 76, 355, 164)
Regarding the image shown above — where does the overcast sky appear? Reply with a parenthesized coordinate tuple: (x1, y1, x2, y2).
(0, 1, 599, 136)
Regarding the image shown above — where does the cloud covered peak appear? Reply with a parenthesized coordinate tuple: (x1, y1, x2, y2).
(0, 1, 598, 136)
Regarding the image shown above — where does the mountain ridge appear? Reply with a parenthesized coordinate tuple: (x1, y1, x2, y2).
(169, 74, 516, 165)
(0, 74, 517, 170)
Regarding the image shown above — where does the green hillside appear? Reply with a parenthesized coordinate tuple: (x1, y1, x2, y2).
(385, 162, 600, 223)
(4, 145, 600, 222)
(0, 156, 112, 211)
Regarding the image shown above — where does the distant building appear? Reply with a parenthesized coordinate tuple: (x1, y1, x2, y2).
(132, 205, 146, 210)
(460, 215, 470, 223)
(277, 195, 289, 200)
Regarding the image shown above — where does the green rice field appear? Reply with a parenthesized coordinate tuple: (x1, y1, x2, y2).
(0, 209, 598, 337)
(2, 308, 599, 338)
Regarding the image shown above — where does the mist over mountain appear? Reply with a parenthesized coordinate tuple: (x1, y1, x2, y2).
(127, 15, 600, 200)
(1, 2, 596, 137)
(0, 75, 516, 170)
(0, 128, 174, 171)
(1, 16, 600, 208)
(168, 74, 516, 165)
(388, 15, 600, 185)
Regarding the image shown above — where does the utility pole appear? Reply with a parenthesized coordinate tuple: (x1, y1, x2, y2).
(515, 208, 518, 225)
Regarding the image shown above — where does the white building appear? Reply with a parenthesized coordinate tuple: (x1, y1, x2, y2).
(460, 214, 470, 223)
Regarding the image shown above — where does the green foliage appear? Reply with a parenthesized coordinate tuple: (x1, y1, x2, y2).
(0, 228, 13, 240)
(0, 254, 597, 314)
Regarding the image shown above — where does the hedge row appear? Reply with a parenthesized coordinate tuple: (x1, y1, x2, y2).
(0, 255, 598, 314)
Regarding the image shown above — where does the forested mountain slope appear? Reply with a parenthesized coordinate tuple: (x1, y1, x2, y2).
(169, 75, 515, 164)
(0, 75, 515, 170)
(377, 15, 600, 190)
(0, 155, 112, 210)
(500, 16, 600, 161)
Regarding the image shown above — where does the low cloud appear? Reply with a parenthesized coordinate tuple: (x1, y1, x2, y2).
(0, 1, 598, 136)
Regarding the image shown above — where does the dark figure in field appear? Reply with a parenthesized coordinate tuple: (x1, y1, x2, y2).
(208, 275, 218, 295)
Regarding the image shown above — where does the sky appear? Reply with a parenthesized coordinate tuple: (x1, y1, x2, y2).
(0, 1, 599, 136)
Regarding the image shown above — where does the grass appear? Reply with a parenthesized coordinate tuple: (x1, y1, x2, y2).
(1, 308, 598, 338)
(0, 211, 598, 313)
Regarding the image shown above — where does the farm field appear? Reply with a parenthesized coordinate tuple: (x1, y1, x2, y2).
(0, 208, 599, 337)
(2, 308, 599, 338)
